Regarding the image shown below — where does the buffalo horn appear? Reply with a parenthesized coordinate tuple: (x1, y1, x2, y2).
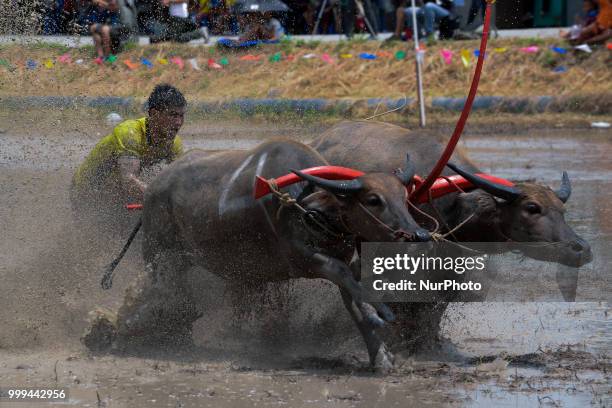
(555, 171, 571, 203)
(447, 163, 521, 202)
(291, 169, 363, 195)
(395, 154, 416, 186)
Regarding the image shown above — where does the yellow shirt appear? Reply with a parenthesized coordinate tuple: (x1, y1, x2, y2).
(73, 117, 184, 192)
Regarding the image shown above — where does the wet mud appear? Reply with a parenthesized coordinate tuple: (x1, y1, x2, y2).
(0, 113, 610, 407)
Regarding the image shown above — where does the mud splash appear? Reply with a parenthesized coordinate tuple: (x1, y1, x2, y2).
(0, 113, 610, 407)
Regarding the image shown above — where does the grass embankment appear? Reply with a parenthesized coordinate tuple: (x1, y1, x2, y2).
(0, 37, 610, 102)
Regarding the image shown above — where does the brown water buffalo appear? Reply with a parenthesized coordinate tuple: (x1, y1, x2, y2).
(311, 121, 592, 351)
(85, 139, 431, 371)
(311, 120, 592, 268)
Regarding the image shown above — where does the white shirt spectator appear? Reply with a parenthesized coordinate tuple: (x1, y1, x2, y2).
(170, 2, 189, 18)
(266, 18, 284, 40)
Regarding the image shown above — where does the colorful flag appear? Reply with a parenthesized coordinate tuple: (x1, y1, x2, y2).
(141, 57, 154, 68)
(394, 50, 406, 60)
(170, 56, 184, 69)
(321, 53, 334, 64)
(520, 46, 539, 53)
(359, 53, 377, 60)
(123, 60, 138, 70)
(157, 57, 168, 65)
(188, 58, 201, 71)
(240, 55, 261, 61)
(551, 46, 567, 54)
(43, 59, 54, 68)
(269, 52, 282, 62)
(219, 57, 229, 65)
(340, 53, 353, 59)
(574, 44, 592, 53)
(460, 49, 470, 67)
(207, 58, 222, 69)
(58, 53, 71, 63)
(440, 49, 453, 64)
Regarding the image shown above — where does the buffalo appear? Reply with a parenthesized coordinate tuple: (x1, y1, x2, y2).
(311, 120, 592, 350)
(311, 120, 592, 267)
(84, 139, 431, 371)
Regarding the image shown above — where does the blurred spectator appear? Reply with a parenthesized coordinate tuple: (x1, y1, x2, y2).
(136, 0, 167, 34)
(42, 0, 66, 34)
(88, 0, 120, 61)
(136, 0, 204, 43)
(87, 0, 137, 60)
(193, 0, 237, 35)
(307, 0, 342, 34)
(387, 0, 452, 41)
(340, 0, 379, 37)
(560, 0, 599, 41)
(239, 11, 285, 40)
(465, 0, 483, 30)
(571, 0, 612, 44)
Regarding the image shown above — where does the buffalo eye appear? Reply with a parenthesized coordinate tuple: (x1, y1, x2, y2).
(365, 194, 383, 207)
(524, 202, 541, 214)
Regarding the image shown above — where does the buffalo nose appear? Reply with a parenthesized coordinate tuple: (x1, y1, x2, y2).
(415, 230, 431, 242)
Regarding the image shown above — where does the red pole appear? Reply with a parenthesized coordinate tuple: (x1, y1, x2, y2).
(410, 0, 495, 202)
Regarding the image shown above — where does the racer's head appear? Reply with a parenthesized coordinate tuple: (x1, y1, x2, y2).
(147, 84, 186, 144)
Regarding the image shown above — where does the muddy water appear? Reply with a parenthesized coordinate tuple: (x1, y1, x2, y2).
(0, 117, 610, 407)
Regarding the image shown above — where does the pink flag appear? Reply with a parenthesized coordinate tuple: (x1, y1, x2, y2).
(440, 49, 453, 65)
(58, 53, 71, 63)
(321, 53, 334, 64)
(520, 46, 539, 53)
(170, 56, 184, 69)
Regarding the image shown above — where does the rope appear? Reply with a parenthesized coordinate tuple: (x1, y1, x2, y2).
(363, 95, 409, 121)
(265, 179, 344, 237)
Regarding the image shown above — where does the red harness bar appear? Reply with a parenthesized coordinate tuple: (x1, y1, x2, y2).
(126, 165, 514, 211)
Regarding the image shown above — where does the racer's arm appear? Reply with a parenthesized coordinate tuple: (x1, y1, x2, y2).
(118, 155, 147, 200)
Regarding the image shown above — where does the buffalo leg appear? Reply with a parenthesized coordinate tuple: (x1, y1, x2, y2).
(114, 250, 201, 347)
(339, 287, 394, 372)
(311, 253, 394, 327)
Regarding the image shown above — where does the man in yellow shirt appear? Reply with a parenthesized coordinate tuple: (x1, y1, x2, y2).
(71, 84, 186, 226)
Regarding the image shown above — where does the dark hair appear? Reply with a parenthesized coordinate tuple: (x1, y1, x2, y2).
(147, 84, 186, 113)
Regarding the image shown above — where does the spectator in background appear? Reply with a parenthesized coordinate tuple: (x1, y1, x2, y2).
(147, 0, 205, 43)
(340, 0, 379, 37)
(42, 0, 65, 34)
(193, 0, 237, 35)
(571, 0, 612, 44)
(136, 0, 168, 35)
(560, 0, 599, 41)
(386, 0, 450, 41)
(465, 0, 483, 30)
(239, 11, 285, 41)
(88, 0, 121, 62)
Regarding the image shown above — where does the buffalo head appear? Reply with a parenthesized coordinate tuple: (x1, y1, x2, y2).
(448, 163, 592, 267)
(294, 155, 431, 243)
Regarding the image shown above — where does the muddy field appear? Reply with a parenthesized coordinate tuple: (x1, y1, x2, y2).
(0, 110, 610, 407)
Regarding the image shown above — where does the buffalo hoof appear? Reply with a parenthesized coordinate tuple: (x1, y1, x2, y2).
(373, 344, 395, 374)
(81, 307, 118, 353)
